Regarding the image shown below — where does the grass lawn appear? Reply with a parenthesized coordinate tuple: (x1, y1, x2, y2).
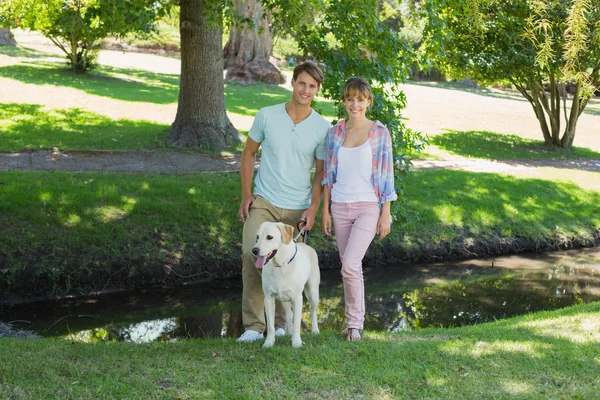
(1, 42, 598, 160)
(1, 169, 599, 297)
(430, 130, 600, 160)
(0, 103, 169, 152)
(0, 47, 336, 153)
(1, 302, 598, 398)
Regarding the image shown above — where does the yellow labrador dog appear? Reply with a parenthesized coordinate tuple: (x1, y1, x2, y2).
(253, 221, 320, 348)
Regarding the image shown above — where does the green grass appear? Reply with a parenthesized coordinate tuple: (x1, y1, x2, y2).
(1, 169, 599, 297)
(431, 130, 600, 160)
(0, 59, 336, 152)
(400, 169, 600, 245)
(102, 22, 182, 53)
(0, 62, 180, 104)
(224, 82, 336, 118)
(0, 49, 335, 117)
(0, 43, 59, 60)
(272, 34, 302, 60)
(1, 302, 598, 398)
(0, 103, 169, 152)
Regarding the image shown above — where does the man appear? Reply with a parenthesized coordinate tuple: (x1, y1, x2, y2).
(237, 62, 330, 342)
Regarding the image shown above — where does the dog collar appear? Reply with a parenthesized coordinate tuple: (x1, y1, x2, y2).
(288, 242, 298, 264)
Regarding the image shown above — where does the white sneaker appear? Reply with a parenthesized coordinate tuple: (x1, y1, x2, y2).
(275, 328, 286, 337)
(237, 330, 264, 343)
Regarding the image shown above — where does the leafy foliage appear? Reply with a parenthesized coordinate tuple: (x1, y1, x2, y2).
(267, 0, 428, 221)
(419, 0, 600, 148)
(2, 0, 170, 72)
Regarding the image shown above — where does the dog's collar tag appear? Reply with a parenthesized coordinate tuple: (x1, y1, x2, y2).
(288, 242, 298, 264)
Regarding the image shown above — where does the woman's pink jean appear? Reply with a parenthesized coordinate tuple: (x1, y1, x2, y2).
(331, 201, 380, 330)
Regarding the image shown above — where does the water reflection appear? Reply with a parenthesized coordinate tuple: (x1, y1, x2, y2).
(2, 249, 599, 342)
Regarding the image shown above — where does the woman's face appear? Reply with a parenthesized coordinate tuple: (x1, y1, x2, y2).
(344, 92, 371, 120)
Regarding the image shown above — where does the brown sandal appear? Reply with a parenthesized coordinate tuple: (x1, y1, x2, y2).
(346, 328, 361, 342)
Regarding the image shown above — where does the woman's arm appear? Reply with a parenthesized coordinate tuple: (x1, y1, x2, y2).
(376, 201, 392, 240)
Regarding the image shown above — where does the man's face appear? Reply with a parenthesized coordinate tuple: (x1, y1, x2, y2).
(290, 71, 320, 106)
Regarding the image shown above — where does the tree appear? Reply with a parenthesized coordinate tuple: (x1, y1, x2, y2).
(268, 0, 427, 220)
(420, 0, 600, 148)
(4, 0, 169, 73)
(0, 28, 16, 45)
(0, 1, 17, 45)
(167, 0, 240, 150)
(223, 0, 285, 85)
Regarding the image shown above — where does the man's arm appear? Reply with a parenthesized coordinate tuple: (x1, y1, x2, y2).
(238, 137, 261, 221)
(300, 159, 324, 230)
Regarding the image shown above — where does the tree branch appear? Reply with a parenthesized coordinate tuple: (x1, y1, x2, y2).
(47, 36, 69, 57)
(511, 78, 533, 102)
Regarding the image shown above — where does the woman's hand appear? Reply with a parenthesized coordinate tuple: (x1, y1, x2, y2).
(321, 210, 332, 236)
(376, 208, 392, 240)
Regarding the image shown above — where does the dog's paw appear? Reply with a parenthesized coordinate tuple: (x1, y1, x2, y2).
(311, 327, 320, 334)
(292, 338, 303, 348)
(263, 338, 275, 348)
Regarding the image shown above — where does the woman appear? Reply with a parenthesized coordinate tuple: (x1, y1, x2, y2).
(321, 77, 397, 341)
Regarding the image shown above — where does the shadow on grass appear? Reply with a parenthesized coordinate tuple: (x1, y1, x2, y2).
(224, 82, 337, 118)
(0, 45, 60, 60)
(0, 171, 244, 297)
(0, 62, 180, 104)
(431, 130, 600, 160)
(402, 169, 600, 241)
(0, 103, 169, 151)
(224, 82, 292, 116)
(583, 104, 600, 117)
(0, 60, 337, 117)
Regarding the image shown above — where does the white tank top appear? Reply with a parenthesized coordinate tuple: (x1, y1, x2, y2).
(331, 140, 378, 203)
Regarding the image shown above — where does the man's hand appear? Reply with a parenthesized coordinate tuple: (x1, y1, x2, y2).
(300, 207, 318, 230)
(238, 195, 256, 222)
(321, 210, 332, 236)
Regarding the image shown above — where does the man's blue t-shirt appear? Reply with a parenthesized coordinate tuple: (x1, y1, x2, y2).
(249, 103, 330, 210)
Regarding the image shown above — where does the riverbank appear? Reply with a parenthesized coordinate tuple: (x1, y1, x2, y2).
(2, 168, 599, 304)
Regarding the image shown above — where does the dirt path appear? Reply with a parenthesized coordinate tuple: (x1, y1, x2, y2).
(2, 148, 600, 173)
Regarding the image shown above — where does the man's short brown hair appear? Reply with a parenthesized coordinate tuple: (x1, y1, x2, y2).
(292, 61, 324, 86)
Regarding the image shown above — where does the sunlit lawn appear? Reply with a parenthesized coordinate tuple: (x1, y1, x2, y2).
(1, 302, 598, 398)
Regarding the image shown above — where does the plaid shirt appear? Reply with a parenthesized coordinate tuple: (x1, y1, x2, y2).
(322, 119, 398, 207)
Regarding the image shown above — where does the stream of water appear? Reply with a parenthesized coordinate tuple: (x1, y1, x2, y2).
(1, 248, 599, 342)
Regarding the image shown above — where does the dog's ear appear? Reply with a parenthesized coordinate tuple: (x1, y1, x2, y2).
(278, 224, 294, 244)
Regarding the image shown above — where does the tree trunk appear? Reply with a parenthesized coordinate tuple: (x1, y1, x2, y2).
(168, 0, 240, 150)
(0, 28, 16, 46)
(562, 82, 581, 148)
(515, 77, 589, 150)
(526, 81, 553, 145)
(223, 0, 285, 85)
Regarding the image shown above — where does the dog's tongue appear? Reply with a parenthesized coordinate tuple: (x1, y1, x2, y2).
(255, 255, 267, 269)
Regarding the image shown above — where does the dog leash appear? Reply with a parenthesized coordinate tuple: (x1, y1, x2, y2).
(294, 221, 309, 244)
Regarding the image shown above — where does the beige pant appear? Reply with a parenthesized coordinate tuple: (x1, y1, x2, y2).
(241, 196, 305, 333)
